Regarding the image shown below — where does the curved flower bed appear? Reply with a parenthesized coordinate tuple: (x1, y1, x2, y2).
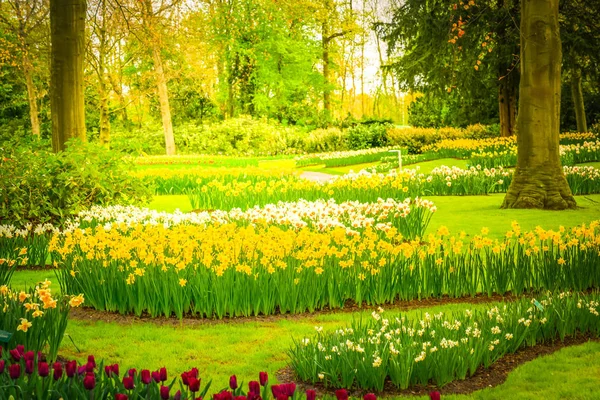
(290, 292, 600, 391)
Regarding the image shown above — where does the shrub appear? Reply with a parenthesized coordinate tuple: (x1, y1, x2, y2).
(346, 124, 390, 150)
(0, 140, 152, 225)
(302, 128, 348, 153)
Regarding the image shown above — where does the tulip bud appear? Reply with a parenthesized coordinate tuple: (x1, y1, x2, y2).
(335, 389, 348, 400)
(38, 362, 49, 377)
(24, 351, 35, 362)
(306, 390, 316, 400)
(249, 381, 260, 395)
(159, 367, 168, 382)
(364, 394, 377, 400)
(128, 368, 136, 377)
(87, 355, 96, 368)
(16, 345, 24, 355)
(66, 360, 77, 378)
(429, 392, 441, 400)
(10, 349, 21, 362)
(259, 372, 268, 386)
(141, 369, 152, 385)
(229, 374, 238, 390)
(83, 372, 96, 390)
(189, 377, 201, 392)
(174, 390, 182, 400)
(9, 363, 21, 380)
(0, 360, 5, 374)
(123, 376, 135, 390)
(160, 385, 170, 400)
(115, 394, 129, 400)
(53, 362, 63, 381)
(25, 359, 34, 375)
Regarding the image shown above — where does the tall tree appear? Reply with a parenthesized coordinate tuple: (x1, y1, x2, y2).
(501, 0, 575, 209)
(0, 0, 49, 137)
(50, 0, 86, 151)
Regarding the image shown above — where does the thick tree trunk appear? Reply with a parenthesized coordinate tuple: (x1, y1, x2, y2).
(22, 55, 41, 137)
(502, 0, 575, 210)
(152, 44, 176, 155)
(570, 68, 587, 132)
(50, 0, 87, 152)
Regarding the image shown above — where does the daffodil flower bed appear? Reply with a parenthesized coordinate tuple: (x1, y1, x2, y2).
(49, 219, 600, 319)
(0, 281, 84, 360)
(186, 165, 600, 211)
(72, 198, 436, 239)
(131, 167, 297, 195)
(289, 291, 600, 391)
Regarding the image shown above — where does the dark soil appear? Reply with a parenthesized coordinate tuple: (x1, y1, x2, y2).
(68, 292, 530, 327)
(275, 335, 599, 397)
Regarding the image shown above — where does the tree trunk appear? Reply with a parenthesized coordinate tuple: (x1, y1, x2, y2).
(501, 0, 575, 210)
(152, 44, 176, 155)
(570, 68, 587, 132)
(322, 22, 331, 115)
(22, 54, 41, 137)
(50, 0, 87, 152)
(498, 79, 517, 137)
(98, 78, 110, 146)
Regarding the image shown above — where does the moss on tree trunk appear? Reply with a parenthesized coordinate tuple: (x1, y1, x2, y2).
(501, 0, 575, 210)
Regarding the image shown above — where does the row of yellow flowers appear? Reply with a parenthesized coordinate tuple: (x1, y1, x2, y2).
(49, 216, 600, 319)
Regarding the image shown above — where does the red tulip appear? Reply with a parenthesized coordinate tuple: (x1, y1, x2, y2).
(229, 375, 238, 390)
(16, 345, 24, 355)
(335, 389, 348, 400)
(189, 377, 201, 392)
(0, 360, 5, 374)
(259, 372, 268, 386)
(24, 351, 35, 362)
(83, 372, 96, 390)
(115, 394, 129, 400)
(271, 385, 283, 398)
(429, 392, 441, 400)
(25, 360, 34, 375)
(0, 346, 3, 356)
(189, 367, 199, 379)
(105, 365, 114, 377)
(123, 375, 135, 390)
(364, 394, 377, 400)
(249, 381, 260, 395)
(159, 367, 168, 382)
(128, 368, 136, 377)
(174, 390, 182, 400)
(141, 369, 152, 385)
(306, 390, 316, 400)
(85, 362, 95, 373)
(160, 385, 170, 400)
(276, 395, 288, 400)
(10, 349, 21, 362)
(235, 396, 246, 400)
(66, 360, 77, 377)
(284, 383, 296, 397)
(181, 371, 190, 386)
(38, 362, 49, 377)
(53, 362, 63, 381)
(87, 355, 96, 368)
(152, 370, 161, 383)
(9, 363, 21, 379)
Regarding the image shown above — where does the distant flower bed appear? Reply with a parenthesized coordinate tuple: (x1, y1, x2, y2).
(290, 291, 600, 391)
